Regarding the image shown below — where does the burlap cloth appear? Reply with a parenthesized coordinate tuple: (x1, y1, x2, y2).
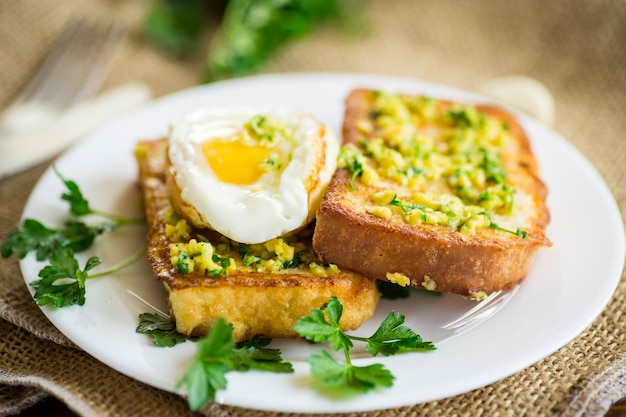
(1, 1, 625, 416)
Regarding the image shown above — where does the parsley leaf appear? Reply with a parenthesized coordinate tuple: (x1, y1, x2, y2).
(183, 359, 230, 412)
(54, 166, 144, 226)
(237, 335, 272, 348)
(3, 168, 143, 263)
(136, 312, 187, 347)
(1, 219, 56, 260)
(230, 345, 294, 373)
(308, 349, 394, 391)
(362, 311, 436, 356)
(2, 168, 147, 310)
(1, 219, 111, 261)
(206, 0, 344, 80)
(30, 248, 101, 307)
(295, 296, 435, 393)
(294, 301, 352, 351)
(178, 318, 234, 411)
(178, 318, 293, 410)
(31, 244, 146, 308)
(145, 0, 207, 56)
(54, 166, 92, 216)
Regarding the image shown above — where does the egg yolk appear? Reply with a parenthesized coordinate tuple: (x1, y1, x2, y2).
(201, 138, 274, 185)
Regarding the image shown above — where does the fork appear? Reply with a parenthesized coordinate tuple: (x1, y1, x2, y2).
(0, 17, 127, 134)
(431, 285, 520, 344)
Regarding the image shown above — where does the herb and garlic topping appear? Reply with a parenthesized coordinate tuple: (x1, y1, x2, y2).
(339, 90, 527, 237)
(164, 208, 340, 278)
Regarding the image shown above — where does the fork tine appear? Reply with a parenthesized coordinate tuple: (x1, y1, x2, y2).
(441, 291, 504, 330)
(434, 285, 519, 343)
(15, 18, 126, 109)
(71, 24, 127, 104)
(0, 18, 126, 133)
(52, 20, 127, 108)
(16, 20, 83, 105)
(37, 20, 95, 106)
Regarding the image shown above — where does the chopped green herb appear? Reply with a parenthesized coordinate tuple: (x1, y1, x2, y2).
(245, 115, 271, 140)
(282, 250, 306, 269)
(242, 254, 262, 266)
(479, 147, 506, 185)
(479, 212, 528, 238)
(210, 253, 231, 277)
(262, 154, 282, 171)
(175, 251, 191, 275)
(237, 243, 260, 266)
(445, 107, 484, 129)
(389, 194, 422, 214)
(339, 145, 365, 190)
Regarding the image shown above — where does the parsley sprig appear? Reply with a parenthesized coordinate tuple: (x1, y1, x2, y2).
(31, 246, 147, 308)
(1, 219, 112, 261)
(143, 297, 434, 409)
(295, 296, 435, 392)
(54, 166, 144, 226)
(2, 167, 146, 307)
(31, 248, 101, 307)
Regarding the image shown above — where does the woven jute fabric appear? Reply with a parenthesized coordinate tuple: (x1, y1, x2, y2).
(1, 0, 625, 416)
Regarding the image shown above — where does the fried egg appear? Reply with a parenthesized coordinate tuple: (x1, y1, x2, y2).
(167, 107, 339, 244)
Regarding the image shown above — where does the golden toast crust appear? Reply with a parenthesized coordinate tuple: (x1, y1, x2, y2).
(136, 138, 379, 340)
(313, 89, 551, 297)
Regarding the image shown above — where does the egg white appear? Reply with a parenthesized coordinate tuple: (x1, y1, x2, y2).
(168, 107, 338, 244)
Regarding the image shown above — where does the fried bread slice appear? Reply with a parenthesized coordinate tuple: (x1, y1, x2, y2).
(135, 138, 379, 341)
(312, 89, 551, 298)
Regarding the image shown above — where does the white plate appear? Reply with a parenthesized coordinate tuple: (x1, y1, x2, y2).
(19, 73, 625, 413)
